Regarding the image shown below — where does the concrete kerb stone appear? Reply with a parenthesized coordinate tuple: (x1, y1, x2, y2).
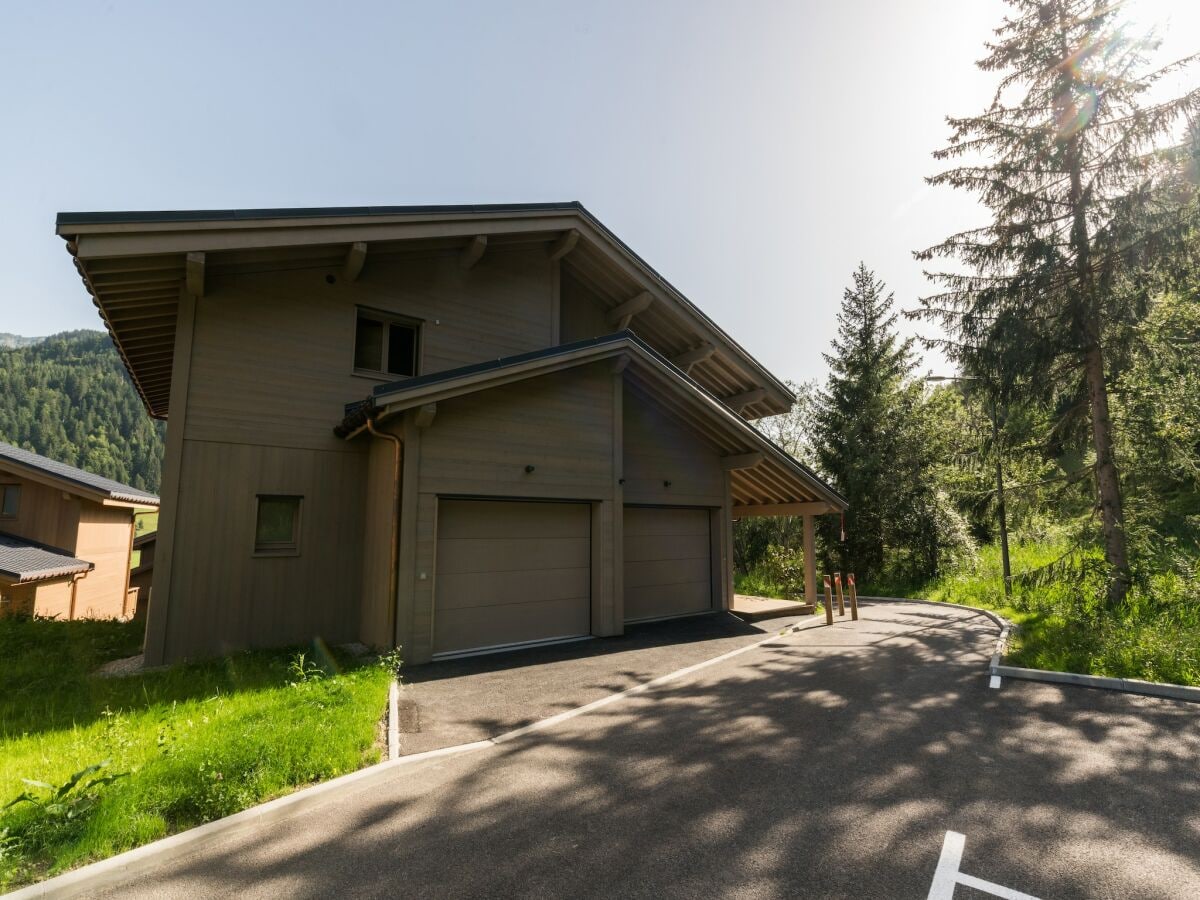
(859, 594, 1200, 705)
(10, 616, 819, 900)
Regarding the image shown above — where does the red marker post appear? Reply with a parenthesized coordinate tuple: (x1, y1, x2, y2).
(823, 575, 834, 626)
(834, 572, 846, 617)
(848, 573, 859, 621)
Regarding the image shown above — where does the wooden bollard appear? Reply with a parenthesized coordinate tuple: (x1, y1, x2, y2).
(848, 573, 859, 621)
(823, 575, 834, 625)
(834, 572, 846, 616)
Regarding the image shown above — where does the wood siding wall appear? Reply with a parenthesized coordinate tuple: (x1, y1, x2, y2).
(157, 248, 560, 662)
(0, 471, 81, 552)
(399, 364, 617, 663)
(623, 385, 725, 507)
(71, 504, 136, 618)
(559, 271, 611, 343)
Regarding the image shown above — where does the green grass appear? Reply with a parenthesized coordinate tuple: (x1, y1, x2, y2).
(0, 618, 392, 890)
(133, 511, 158, 536)
(867, 541, 1200, 687)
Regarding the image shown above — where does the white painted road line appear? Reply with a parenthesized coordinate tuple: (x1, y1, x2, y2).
(928, 831, 1043, 900)
(990, 675, 1002, 689)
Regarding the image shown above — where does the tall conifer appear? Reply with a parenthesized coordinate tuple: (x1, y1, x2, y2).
(912, 0, 1200, 604)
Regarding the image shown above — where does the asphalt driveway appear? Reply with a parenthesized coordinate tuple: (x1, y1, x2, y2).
(91, 602, 1200, 899)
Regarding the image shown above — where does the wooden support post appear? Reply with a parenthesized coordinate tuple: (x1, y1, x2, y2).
(834, 571, 845, 616)
(803, 514, 817, 605)
(848, 573, 859, 621)
(824, 575, 834, 626)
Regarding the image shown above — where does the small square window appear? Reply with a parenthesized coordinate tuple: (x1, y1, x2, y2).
(354, 309, 418, 378)
(0, 484, 20, 518)
(254, 495, 301, 556)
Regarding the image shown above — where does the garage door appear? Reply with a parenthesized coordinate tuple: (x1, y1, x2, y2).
(624, 506, 712, 622)
(434, 499, 591, 657)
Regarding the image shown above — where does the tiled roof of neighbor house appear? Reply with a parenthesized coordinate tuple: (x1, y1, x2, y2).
(0, 532, 93, 583)
(0, 441, 159, 505)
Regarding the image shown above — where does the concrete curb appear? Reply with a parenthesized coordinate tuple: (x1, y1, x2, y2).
(858, 595, 1200, 705)
(992, 664, 1200, 703)
(7, 617, 816, 899)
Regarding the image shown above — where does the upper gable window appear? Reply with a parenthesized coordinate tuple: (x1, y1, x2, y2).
(354, 309, 419, 378)
(0, 484, 19, 518)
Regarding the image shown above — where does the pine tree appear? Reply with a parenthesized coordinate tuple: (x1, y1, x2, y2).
(815, 264, 916, 580)
(912, 0, 1200, 605)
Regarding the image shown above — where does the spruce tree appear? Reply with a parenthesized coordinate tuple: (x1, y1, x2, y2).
(912, 0, 1200, 605)
(815, 264, 915, 580)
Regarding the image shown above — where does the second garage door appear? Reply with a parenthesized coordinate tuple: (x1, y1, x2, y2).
(434, 499, 591, 657)
(623, 506, 713, 622)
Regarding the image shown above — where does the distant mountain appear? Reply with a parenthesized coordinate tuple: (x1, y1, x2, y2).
(0, 333, 45, 349)
(0, 330, 165, 493)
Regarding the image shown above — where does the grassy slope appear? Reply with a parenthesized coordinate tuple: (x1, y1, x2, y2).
(0, 618, 391, 890)
(869, 542, 1200, 687)
(738, 541, 1200, 687)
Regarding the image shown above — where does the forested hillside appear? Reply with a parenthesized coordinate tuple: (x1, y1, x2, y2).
(0, 330, 165, 493)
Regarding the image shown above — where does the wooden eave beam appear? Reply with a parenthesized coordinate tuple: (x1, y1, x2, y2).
(672, 343, 716, 374)
(724, 387, 768, 413)
(459, 235, 487, 270)
(185, 252, 205, 298)
(413, 403, 437, 428)
(607, 291, 654, 331)
(547, 229, 580, 261)
(731, 502, 833, 519)
(721, 452, 764, 471)
(343, 242, 368, 282)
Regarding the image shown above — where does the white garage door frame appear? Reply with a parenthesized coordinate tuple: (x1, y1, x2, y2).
(623, 503, 718, 625)
(430, 495, 595, 661)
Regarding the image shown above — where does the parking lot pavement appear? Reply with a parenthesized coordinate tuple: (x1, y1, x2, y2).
(92, 602, 1200, 900)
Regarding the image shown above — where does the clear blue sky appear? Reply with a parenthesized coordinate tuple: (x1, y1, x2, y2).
(1, 0, 1194, 383)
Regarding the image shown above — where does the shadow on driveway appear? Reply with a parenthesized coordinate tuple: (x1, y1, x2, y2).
(96, 603, 1200, 900)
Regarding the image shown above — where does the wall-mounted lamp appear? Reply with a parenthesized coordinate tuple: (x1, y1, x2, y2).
(525, 465, 536, 474)
(663, 480, 672, 488)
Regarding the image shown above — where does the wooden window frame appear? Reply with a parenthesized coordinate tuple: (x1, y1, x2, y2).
(253, 494, 303, 558)
(351, 307, 422, 381)
(0, 483, 20, 519)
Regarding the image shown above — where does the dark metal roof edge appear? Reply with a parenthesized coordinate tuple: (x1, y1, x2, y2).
(56, 202, 585, 227)
(371, 332, 631, 399)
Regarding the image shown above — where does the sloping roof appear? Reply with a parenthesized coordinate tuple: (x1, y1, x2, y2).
(0, 532, 92, 583)
(0, 441, 159, 505)
(338, 332, 846, 511)
(56, 202, 793, 420)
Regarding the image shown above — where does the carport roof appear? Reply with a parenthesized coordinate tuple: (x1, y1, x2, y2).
(0, 532, 93, 584)
(337, 332, 847, 512)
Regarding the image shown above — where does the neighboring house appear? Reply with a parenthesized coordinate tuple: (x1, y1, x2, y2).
(57, 202, 847, 666)
(128, 532, 156, 620)
(0, 442, 159, 619)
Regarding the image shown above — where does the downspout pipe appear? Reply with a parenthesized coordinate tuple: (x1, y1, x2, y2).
(366, 417, 402, 649)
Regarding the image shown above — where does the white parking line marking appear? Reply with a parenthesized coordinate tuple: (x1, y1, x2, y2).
(928, 831, 1043, 900)
(990, 675, 1002, 689)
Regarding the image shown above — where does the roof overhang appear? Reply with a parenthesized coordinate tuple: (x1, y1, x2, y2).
(56, 203, 793, 420)
(0, 533, 94, 584)
(0, 458, 158, 508)
(338, 332, 845, 512)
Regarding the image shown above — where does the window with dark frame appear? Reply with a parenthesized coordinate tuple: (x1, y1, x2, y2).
(254, 495, 302, 556)
(354, 310, 418, 377)
(0, 484, 20, 518)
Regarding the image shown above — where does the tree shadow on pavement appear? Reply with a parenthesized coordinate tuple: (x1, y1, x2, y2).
(101, 605, 1200, 900)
